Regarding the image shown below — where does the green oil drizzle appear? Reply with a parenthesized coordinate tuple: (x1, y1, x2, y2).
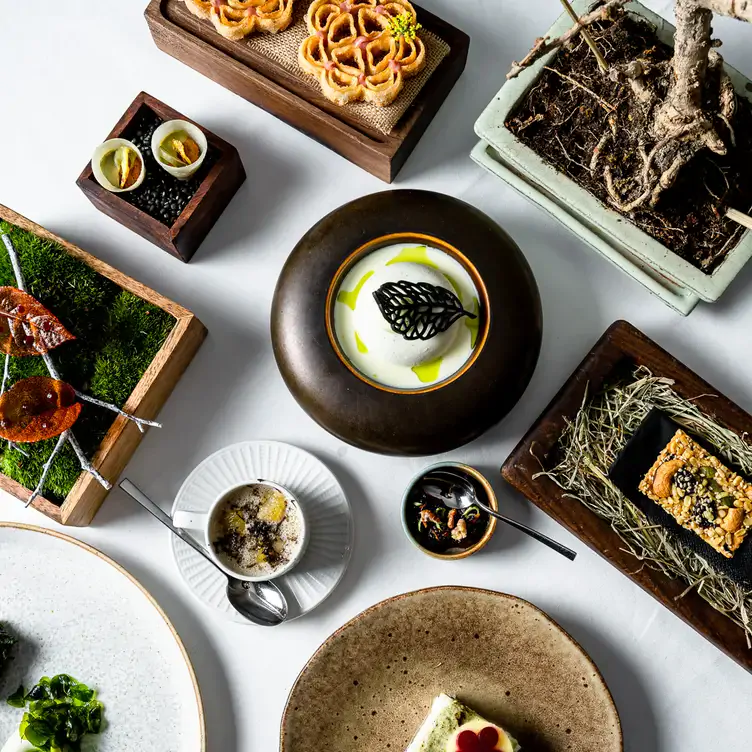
(336, 270, 374, 310)
(386, 245, 435, 268)
(412, 357, 443, 383)
(386, 246, 462, 298)
(465, 297, 480, 348)
(354, 331, 369, 354)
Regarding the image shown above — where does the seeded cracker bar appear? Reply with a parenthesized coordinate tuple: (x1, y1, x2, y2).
(638, 429, 752, 558)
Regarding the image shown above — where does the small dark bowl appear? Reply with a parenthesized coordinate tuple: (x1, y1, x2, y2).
(401, 462, 498, 560)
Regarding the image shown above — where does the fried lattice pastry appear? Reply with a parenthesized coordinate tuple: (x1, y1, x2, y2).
(298, 0, 426, 107)
(184, 0, 294, 40)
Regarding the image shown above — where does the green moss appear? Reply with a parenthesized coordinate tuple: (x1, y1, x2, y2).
(0, 220, 175, 504)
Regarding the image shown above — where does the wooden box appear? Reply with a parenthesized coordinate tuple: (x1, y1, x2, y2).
(77, 91, 246, 263)
(0, 204, 207, 526)
(144, 0, 469, 183)
(502, 320, 752, 673)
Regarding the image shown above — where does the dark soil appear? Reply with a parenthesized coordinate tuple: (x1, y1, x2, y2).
(506, 10, 752, 273)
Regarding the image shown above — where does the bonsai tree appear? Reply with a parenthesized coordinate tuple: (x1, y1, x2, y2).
(509, 0, 752, 212)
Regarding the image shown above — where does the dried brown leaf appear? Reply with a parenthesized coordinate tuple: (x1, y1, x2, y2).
(0, 287, 75, 356)
(0, 376, 81, 442)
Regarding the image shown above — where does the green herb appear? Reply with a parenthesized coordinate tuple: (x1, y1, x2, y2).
(386, 12, 422, 40)
(699, 466, 716, 478)
(6, 674, 104, 752)
(0, 623, 16, 674)
(719, 495, 736, 507)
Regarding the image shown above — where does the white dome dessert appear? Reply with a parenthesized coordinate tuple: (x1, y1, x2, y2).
(332, 243, 481, 390)
(353, 262, 460, 368)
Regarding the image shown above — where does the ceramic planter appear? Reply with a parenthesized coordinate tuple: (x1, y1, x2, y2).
(473, 0, 752, 315)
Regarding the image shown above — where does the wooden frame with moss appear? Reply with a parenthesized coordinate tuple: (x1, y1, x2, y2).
(0, 204, 206, 526)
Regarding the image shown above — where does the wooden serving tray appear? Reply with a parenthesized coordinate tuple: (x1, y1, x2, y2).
(501, 320, 752, 673)
(0, 204, 206, 526)
(77, 92, 246, 263)
(144, 0, 469, 182)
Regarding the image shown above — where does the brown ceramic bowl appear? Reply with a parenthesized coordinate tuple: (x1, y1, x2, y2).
(271, 190, 542, 456)
(401, 462, 498, 560)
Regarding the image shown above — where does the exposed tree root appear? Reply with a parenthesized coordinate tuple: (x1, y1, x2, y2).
(508, 0, 751, 215)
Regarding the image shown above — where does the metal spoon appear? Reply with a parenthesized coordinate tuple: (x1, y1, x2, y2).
(422, 470, 577, 561)
(118, 479, 289, 626)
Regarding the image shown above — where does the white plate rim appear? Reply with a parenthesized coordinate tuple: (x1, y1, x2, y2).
(0, 521, 207, 752)
(170, 440, 354, 624)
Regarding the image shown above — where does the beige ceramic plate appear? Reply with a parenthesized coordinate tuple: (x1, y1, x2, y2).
(281, 587, 622, 752)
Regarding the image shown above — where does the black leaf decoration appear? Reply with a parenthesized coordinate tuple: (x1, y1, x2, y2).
(372, 280, 477, 341)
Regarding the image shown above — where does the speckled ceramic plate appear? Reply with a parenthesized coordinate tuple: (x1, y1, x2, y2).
(0, 523, 205, 752)
(171, 441, 353, 624)
(281, 587, 622, 752)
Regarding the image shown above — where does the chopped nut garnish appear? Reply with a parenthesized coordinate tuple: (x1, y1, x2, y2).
(420, 508, 442, 527)
(721, 507, 744, 533)
(447, 509, 458, 529)
(652, 459, 683, 498)
(451, 518, 467, 541)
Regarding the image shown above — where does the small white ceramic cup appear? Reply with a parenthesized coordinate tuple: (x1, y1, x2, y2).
(91, 138, 146, 193)
(151, 119, 208, 180)
(172, 480, 308, 582)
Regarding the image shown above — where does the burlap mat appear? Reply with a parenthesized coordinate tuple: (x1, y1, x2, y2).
(248, 3, 450, 134)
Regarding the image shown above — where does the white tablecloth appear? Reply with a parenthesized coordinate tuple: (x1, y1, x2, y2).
(1, 1, 751, 749)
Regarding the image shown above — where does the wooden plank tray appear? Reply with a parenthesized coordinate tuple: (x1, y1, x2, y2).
(77, 92, 246, 263)
(501, 319, 752, 673)
(0, 204, 206, 526)
(144, 0, 469, 182)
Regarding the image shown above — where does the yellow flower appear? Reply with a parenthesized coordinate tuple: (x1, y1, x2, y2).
(387, 12, 421, 40)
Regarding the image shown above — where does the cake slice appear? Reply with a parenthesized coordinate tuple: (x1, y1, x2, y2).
(406, 694, 520, 752)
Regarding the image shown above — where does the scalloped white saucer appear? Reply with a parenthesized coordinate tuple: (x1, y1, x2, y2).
(170, 441, 353, 624)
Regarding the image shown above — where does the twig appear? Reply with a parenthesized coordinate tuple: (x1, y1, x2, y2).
(542, 66, 616, 112)
(727, 208, 752, 230)
(74, 390, 161, 432)
(68, 434, 111, 490)
(558, 0, 608, 72)
(507, 0, 628, 79)
(26, 430, 69, 507)
(0, 353, 27, 457)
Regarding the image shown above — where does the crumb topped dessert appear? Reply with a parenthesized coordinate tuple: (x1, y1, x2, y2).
(639, 429, 752, 558)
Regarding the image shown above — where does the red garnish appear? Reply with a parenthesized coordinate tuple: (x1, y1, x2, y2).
(354, 35, 368, 49)
(456, 726, 500, 752)
(358, 73, 366, 85)
(246, 5, 257, 15)
(324, 60, 336, 71)
(389, 59, 401, 72)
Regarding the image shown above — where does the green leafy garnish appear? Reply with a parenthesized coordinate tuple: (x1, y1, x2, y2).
(387, 12, 422, 40)
(6, 674, 104, 751)
(7, 685, 25, 708)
